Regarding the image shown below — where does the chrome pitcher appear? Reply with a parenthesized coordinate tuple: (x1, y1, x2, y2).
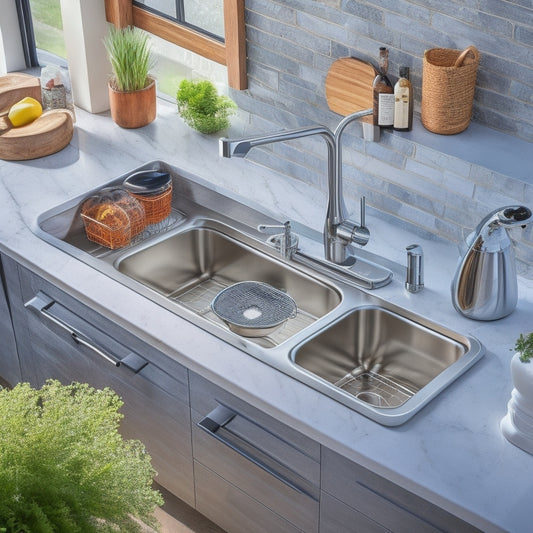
(451, 205, 532, 321)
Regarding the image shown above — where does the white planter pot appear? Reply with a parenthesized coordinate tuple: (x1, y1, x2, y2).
(501, 353, 533, 455)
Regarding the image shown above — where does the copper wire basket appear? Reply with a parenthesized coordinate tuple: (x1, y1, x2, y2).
(421, 46, 480, 135)
(130, 184, 172, 225)
(81, 188, 146, 249)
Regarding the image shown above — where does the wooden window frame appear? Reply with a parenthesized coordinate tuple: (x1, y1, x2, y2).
(104, 0, 247, 90)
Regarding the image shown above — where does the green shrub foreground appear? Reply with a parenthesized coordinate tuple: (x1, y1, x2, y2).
(0, 380, 163, 532)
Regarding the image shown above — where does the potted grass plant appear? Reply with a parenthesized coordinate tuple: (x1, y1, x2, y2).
(104, 25, 156, 128)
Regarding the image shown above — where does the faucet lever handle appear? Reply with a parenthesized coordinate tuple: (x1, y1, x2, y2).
(257, 222, 288, 234)
(360, 196, 366, 228)
(258, 221, 298, 259)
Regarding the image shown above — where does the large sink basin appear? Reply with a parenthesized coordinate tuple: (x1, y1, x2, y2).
(34, 160, 485, 426)
(116, 225, 341, 347)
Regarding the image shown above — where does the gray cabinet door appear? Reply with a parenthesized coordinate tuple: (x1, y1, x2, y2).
(4, 257, 194, 507)
(321, 446, 481, 533)
(0, 254, 21, 386)
(190, 372, 320, 533)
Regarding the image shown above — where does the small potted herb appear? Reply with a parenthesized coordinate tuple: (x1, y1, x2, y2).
(501, 332, 533, 455)
(0, 380, 163, 531)
(514, 332, 533, 363)
(104, 25, 156, 128)
(176, 79, 236, 134)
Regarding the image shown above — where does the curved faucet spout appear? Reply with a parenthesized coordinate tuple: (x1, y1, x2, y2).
(329, 108, 373, 226)
(219, 125, 335, 160)
(219, 110, 372, 265)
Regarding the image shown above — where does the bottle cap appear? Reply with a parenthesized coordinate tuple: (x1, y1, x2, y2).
(399, 66, 410, 79)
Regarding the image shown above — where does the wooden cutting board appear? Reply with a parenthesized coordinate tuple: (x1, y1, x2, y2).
(0, 73, 42, 111)
(0, 110, 73, 161)
(325, 57, 378, 117)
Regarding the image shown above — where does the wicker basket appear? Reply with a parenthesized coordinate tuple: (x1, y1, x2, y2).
(130, 184, 172, 225)
(421, 46, 480, 135)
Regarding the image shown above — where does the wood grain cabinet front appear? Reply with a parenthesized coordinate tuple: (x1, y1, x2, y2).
(2, 256, 194, 507)
(321, 446, 482, 533)
(0, 255, 21, 387)
(190, 372, 321, 533)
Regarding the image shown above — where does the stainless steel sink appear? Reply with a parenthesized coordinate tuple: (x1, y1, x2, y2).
(289, 305, 483, 425)
(34, 160, 485, 426)
(115, 224, 341, 347)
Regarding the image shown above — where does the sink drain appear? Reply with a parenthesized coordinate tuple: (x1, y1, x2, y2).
(211, 281, 297, 337)
(335, 370, 417, 408)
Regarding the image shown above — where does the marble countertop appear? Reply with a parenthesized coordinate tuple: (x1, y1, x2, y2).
(1, 98, 532, 533)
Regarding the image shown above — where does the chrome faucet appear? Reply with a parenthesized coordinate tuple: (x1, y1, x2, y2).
(219, 109, 373, 265)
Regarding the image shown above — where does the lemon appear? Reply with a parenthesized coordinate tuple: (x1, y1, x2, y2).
(8, 96, 43, 127)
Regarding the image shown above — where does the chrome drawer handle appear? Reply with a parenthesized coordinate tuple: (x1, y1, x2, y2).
(199, 403, 311, 497)
(26, 292, 120, 367)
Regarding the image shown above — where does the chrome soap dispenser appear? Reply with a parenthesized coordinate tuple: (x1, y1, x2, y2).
(451, 205, 532, 321)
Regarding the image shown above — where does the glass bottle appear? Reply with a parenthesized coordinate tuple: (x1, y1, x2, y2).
(372, 47, 394, 128)
(393, 66, 413, 131)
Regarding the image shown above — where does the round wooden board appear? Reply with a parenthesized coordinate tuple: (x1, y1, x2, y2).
(0, 73, 42, 111)
(0, 110, 73, 161)
(325, 57, 378, 116)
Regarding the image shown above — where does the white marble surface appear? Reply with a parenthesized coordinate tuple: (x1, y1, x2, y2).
(1, 98, 533, 532)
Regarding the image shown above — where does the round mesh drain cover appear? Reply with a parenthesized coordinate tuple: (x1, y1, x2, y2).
(211, 281, 297, 337)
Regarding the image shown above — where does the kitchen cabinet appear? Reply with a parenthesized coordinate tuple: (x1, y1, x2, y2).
(190, 371, 321, 533)
(0, 255, 20, 387)
(320, 446, 481, 533)
(2, 255, 195, 507)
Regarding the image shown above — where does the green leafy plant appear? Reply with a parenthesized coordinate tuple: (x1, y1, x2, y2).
(104, 26, 154, 92)
(0, 380, 163, 532)
(176, 79, 236, 134)
(514, 332, 533, 363)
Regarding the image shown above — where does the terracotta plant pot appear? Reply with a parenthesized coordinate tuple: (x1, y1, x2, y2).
(501, 353, 533, 455)
(108, 78, 156, 129)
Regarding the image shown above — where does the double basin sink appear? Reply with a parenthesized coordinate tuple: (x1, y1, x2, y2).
(35, 161, 484, 426)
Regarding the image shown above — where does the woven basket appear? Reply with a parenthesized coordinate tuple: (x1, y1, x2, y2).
(421, 46, 480, 135)
(130, 184, 172, 225)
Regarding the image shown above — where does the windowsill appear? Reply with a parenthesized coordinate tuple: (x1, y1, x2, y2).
(401, 115, 533, 185)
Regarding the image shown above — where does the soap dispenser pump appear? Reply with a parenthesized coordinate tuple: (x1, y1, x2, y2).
(451, 205, 532, 321)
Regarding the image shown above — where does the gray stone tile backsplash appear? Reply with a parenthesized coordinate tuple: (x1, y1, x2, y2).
(233, 0, 533, 276)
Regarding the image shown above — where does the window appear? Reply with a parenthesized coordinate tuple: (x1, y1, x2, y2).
(134, 0, 224, 41)
(29, 0, 66, 61)
(104, 0, 247, 90)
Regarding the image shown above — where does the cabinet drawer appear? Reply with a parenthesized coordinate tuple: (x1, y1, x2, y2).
(320, 492, 389, 533)
(190, 372, 319, 533)
(322, 447, 481, 533)
(15, 264, 189, 395)
(195, 461, 304, 533)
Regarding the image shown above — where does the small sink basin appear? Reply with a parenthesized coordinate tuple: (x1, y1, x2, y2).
(290, 305, 484, 424)
(116, 225, 341, 347)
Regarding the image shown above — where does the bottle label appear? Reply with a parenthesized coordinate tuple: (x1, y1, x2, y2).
(378, 93, 394, 126)
(394, 87, 410, 129)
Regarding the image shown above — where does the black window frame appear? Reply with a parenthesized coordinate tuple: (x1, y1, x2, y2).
(16, 0, 39, 67)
